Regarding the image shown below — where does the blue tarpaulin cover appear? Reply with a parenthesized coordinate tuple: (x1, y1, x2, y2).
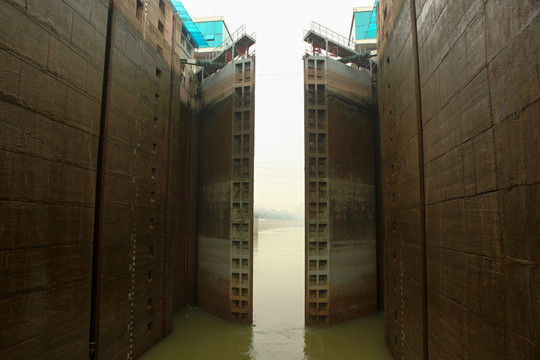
(355, 0, 377, 40)
(366, 0, 377, 39)
(171, 1, 208, 48)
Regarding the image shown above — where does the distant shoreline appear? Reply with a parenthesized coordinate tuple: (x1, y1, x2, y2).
(257, 218, 304, 232)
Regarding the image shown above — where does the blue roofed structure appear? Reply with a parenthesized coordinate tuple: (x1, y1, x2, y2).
(171, 1, 208, 48)
(365, 0, 377, 39)
(171, 2, 256, 78)
(348, 0, 378, 54)
(194, 17, 232, 49)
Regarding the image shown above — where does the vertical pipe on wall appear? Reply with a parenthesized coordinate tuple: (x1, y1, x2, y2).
(409, 1, 428, 359)
(89, 1, 116, 359)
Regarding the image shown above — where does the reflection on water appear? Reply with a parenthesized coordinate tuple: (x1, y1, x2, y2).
(140, 224, 392, 360)
(251, 224, 305, 359)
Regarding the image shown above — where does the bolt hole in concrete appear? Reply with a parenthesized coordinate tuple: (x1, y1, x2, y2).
(139, 223, 391, 359)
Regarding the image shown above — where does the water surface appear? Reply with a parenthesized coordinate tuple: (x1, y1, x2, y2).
(141, 224, 392, 360)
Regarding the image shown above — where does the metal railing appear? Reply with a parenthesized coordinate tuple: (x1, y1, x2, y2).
(203, 24, 256, 63)
(307, 21, 355, 50)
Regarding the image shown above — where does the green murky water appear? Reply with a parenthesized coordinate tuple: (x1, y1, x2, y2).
(140, 225, 392, 360)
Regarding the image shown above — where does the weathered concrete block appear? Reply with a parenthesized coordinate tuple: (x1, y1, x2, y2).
(107, 112, 137, 148)
(464, 10, 486, 80)
(65, 88, 101, 136)
(0, 331, 54, 360)
(49, 120, 97, 168)
(436, 0, 483, 70)
(425, 147, 464, 204)
(1, 202, 93, 250)
(420, 69, 440, 123)
(402, 301, 424, 360)
(0, 295, 32, 350)
(459, 68, 491, 143)
(50, 317, 91, 360)
(105, 141, 136, 177)
(48, 37, 88, 90)
(103, 173, 136, 207)
(18, 62, 67, 121)
(426, 199, 466, 252)
(0, 150, 13, 198)
(101, 240, 130, 276)
(504, 258, 537, 359)
(467, 312, 504, 360)
(102, 204, 133, 240)
(464, 192, 502, 258)
(27, 0, 74, 40)
(63, 0, 92, 22)
(428, 333, 461, 360)
(393, 207, 422, 244)
(466, 254, 504, 324)
(395, 172, 421, 210)
(85, 62, 104, 99)
(401, 242, 422, 281)
(0, 101, 52, 158)
(499, 185, 539, 263)
(112, 51, 142, 96)
(494, 100, 540, 187)
(427, 290, 469, 359)
(0, 202, 47, 249)
(71, 11, 106, 67)
(30, 282, 91, 337)
(91, 0, 109, 36)
(438, 33, 467, 108)
(462, 128, 497, 196)
(49, 163, 96, 205)
(0, 245, 85, 297)
(485, 0, 539, 61)
(416, 0, 446, 51)
(0, 49, 22, 101)
(402, 274, 424, 322)
(10, 152, 51, 202)
(488, 14, 540, 123)
(0, 3, 50, 69)
(423, 104, 460, 163)
(427, 247, 467, 306)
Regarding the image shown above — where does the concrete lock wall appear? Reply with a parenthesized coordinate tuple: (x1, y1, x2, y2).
(0, 0, 202, 359)
(378, 0, 539, 359)
(198, 58, 255, 324)
(0, 0, 107, 358)
(304, 55, 378, 326)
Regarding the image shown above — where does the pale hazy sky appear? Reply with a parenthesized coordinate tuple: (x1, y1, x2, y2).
(183, 0, 376, 212)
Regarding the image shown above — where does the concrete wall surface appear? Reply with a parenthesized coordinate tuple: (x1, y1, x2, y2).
(0, 0, 198, 359)
(0, 0, 106, 358)
(304, 56, 378, 326)
(377, 0, 539, 358)
(198, 58, 255, 324)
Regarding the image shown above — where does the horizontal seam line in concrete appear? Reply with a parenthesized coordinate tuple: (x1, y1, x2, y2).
(424, 182, 540, 208)
(485, 7, 540, 63)
(0, 98, 101, 136)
